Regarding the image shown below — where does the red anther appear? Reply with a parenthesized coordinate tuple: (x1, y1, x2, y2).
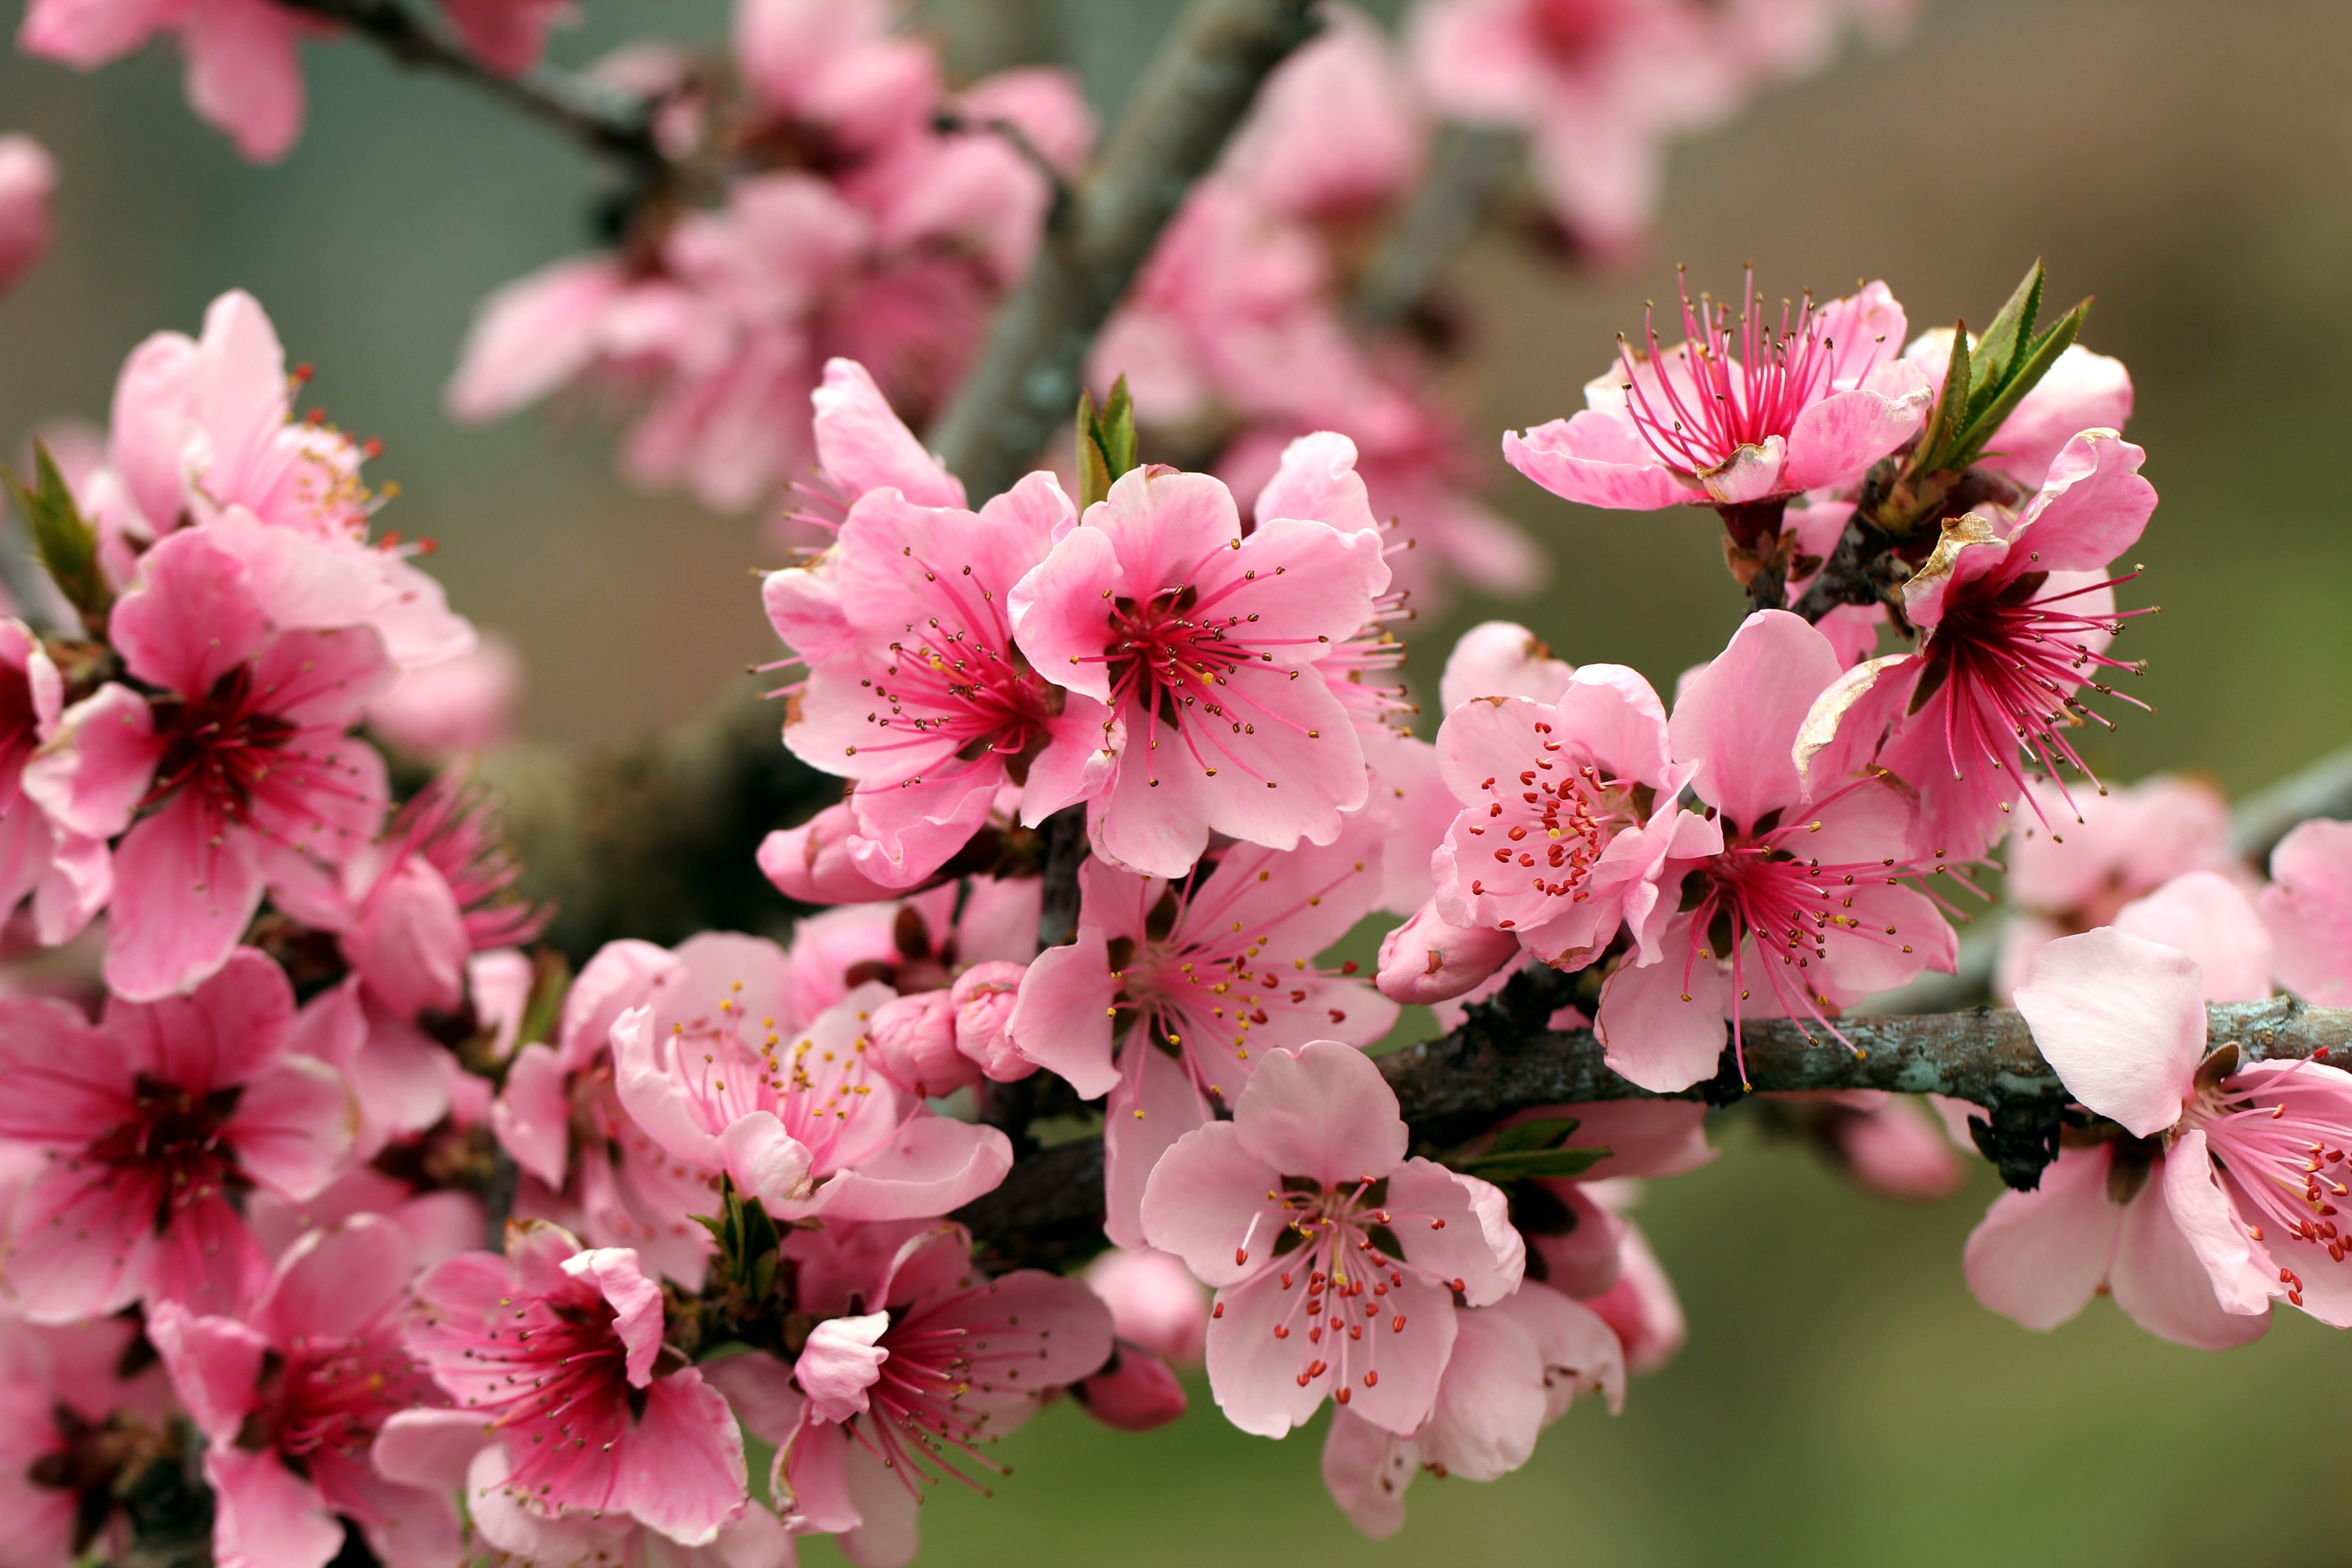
(1388, 1272, 1402, 1288)
(1335, 1386, 1351, 1404)
(1307, 1361, 1326, 1378)
(1430, 1218, 1446, 1230)
(292, 362, 314, 382)
(1280, 1273, 1293, 1290)
(305, 407, 328, 425)
(1212, 1303, 1224, 1318)
(416, 538, 439, 555)
(1391, 1315, 1406, 1332)
(1329, 1317, 1342, 1329)
(1372, 1283, 1387, 1298)
(1308, 1327, 1323, 1344)
(1340, 960, 1359, 975)
(2281, 1267, 2296, 1283)
(1449, 1278, 1465, 1293)
(360, 437, 384, 460)
(1273, 1324, 1288, 1339)
(2291, 1291, 2306, 1307)
(1296, 1372, 1312, 1387)
(1348, 1325, 1362, 1341)
(1235, 1248, 1249, 1265)
(1363, 1371, 1377, 1387)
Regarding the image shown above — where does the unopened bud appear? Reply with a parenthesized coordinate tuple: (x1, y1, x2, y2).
(1376, 899, 1519, 1005)
(951, 960, 1036, 1083)
(1071, 1343, 1187, 1432)
(868, 989, 976, 1099)
(756, 804, 901, 905)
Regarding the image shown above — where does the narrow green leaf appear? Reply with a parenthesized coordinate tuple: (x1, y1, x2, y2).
(1917, 322, 1972, 471)
(1074, 375, 1139, 511)
(1970, 259, 2045, 393)
(1950, 297, 2090, 470)
(2, 441, 112, 632)
(1075, 388, 1112, 511)
(1458, 1146, 1612, 1182)
(690, 1211, 728, 1243)
(516, 951, 572, 1054)
(1482, 1117, 1581, 1157)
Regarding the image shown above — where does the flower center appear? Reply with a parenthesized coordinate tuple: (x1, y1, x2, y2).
(142, 667, 300, 825)
(263, 1332, 430, 1460)
(2182, 1064, 2352, 1306)
(85, 1074, 247, 1232)
(1616, 269, 1854, 478)
(1918, 567, 2152, 828)
(1457, 750, 1644, 920)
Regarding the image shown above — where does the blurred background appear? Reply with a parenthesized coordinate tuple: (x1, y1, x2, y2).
(6, 0, 2352, 1561)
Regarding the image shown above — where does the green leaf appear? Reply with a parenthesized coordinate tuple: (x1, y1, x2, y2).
(1456, 1146, 1612, 1182)
(1074, 374, 1138, 510)
(1951, 297, 2089, 468)
(1969, 259, 2045, 397)
(1917, 321, 1972, 472)
(516, 950, 572, 1055)
(1482, 1117, 1581, 1157)
(2, 440, 112, 632)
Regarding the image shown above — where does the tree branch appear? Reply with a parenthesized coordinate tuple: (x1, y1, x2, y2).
(272, 0, 668, 176)
(957, 991, 2352, 1262)
(1348, 124, 1518, 330)
(927, 0, 1323, 499)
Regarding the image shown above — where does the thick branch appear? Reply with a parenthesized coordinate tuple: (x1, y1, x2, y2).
(1348, 125, 1517, 330)
(927, 0, 1322, 498)
(274, 0, 666, 176)
(956, 993, 2352, 1260)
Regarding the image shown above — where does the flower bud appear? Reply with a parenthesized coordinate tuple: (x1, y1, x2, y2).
(757, 804, 900, 904)
(1083, 1246, 1208, 1363)
(1071, 1343, 1187, 1432)
(1375, 898, 1519, 1005)
(1438, 620, 1574, 712)
(951, 960, 1035, 1082)
(868, 989, 977, 1099)
(0, 135, 58, 296)
(345, 858, 468, 1020)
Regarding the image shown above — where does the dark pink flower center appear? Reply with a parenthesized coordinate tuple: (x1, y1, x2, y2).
(1918, 567, 2152, 828)
(1457, 742, 1643, 921)
(261, 1330, 431, 1461)
(1529, 0, 1625, 59)
(844, 1291, 1045, 1499)
(142, 667, 301, 825)
(453, 1287, 632, 1497)
(2185, 1065, 2352, 1307)
(1617, 270, 1860, 478)
(84, 1074, 247, 1234)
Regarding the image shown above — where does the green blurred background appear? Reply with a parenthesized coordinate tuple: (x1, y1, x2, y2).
(6, 0, 2352, 1561)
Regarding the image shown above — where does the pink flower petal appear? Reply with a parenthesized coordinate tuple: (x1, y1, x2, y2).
(2014, 927, 2204, 1137)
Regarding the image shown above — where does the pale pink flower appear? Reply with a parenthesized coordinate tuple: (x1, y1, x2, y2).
(1504, 274, 1929, 513)
(0, 134, 59, 295)
(1141, 1041, 1525, 1438)
(1070, 1342, 1189, 1433)
(614, 970, 1013, 1222)
(1010, 457, 1390, 877)
(1596, 611, 1957, 1092)
(1374, 898, 1520, 1006)
(1084, 1246, 1211, 1364)
(24, 529, 392, 1000)
(19, 0, 310, 161)
(1969, 926, 2352, 1347)
(733, 0, 939, 159)
(1, 618, 107, 946)
(439, 0, 570, 75)
(1992, 773, 2235, 1000)
(364, 633, 523, 760)
(0, 948, 353, 1322)
(2111, 872, 2273, 1004)
(1005, 823, 1396, 1245)
(97, 290, 475, 672)
(1798, 430, 2159, 861)
(1438, 620, 1575, 711)
(404, 1221, 748, 1542)
(782, 465, 1115, 889)
(1580, 1215, 1685, 1374)
(1321, 1283, 1622, 1538)
(148, 1215, 459, 1568)
(1904, 327, 2134, 490)
(2262, 819, 2352, 1007)
(1421, 662, 1691, 978)
(1222, 4, 1426, 224)
(714, 1220, 1111, 1568)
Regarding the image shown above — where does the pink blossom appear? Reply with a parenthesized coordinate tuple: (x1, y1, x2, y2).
(1, 618, 107, 946)
(723, 1220, 1110, 1568)
(2111, 872, 2273, 1004)
(246, 1165, 482, 1274)
(1905, 327, 2134, 490)
(1596, 611, 1956, 1092)
(733, 0, 939, 159)
(1222, 5, 1426, 224)
(1501, 1101, 1711, 1296)
(23, 529, 392, 1000)
(1010, 458, 1390, 877)
(780, 455, 1116, 888)
(1505, 274, 1928, 513)
(1141, 1041, 1525, 1438)
(19, 0, 310, 161)
(0, 948, 353, 1322)
(1084, 1246, 1210, 1364)
(1321, 1284, 1622, 1538)
(1421, 662, 1690, 977)
(1005, 823, 1396, 1244)
(148, 1215, 459, 1568)
(0, 134, 59, 295)
(1798, 430, 2159, 861)
(0, 1309, 168, 1567)
(1803, 1092, 1966, 1200)
(1580, 1215, 1685, 1374)
(759, 801, 907, 905)
(1071, 1343, 1189, 1433)
(365, 634, 523, 760)
(439, 0, 570, 76)
(94, 290, 475, 672)
(2262, 819, 2352, 1006)
(1438, 620, 1575, 711)
(1374, 898, 1520, 1006)
(405, 1221, 749, 1542)
(614, 968, 1014, 1222)
(1968, 927, 2352, 1346)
